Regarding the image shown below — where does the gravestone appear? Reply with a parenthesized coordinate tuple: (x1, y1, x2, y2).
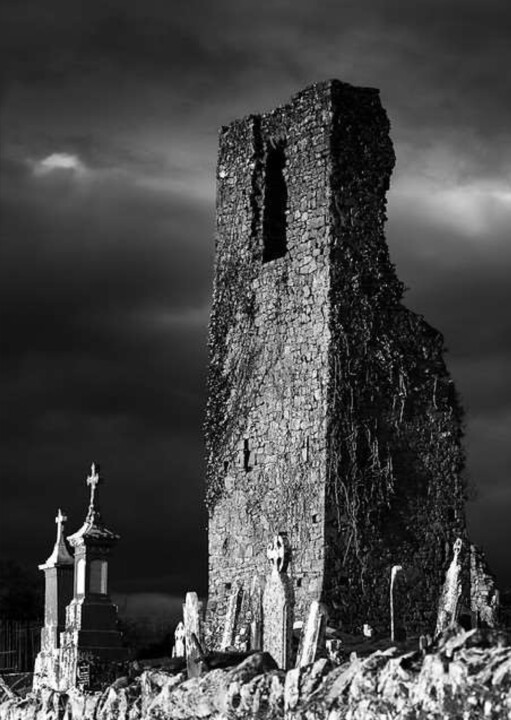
(76, 660, 91, 691)
(390, 565, 403, 641)
(262, 534, 294, 669)
(250, 575, 263, 651)
(436, 538, 463, 635)
(220, 583, 243, 650)
(172, 621, 185, 658)
(183, 592, 203, 678)
(296, 601, 328, 667)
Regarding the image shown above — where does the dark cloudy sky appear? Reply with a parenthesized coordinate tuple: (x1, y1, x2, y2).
(1, 0, 510, 598)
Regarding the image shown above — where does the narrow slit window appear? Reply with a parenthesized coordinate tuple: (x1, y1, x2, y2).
(262, 142, 287, 262)
(243, 439, 252, 472)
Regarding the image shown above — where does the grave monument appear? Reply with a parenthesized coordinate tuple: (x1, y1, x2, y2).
(34, 464, 128, 691)
(33, 509, 74, 690)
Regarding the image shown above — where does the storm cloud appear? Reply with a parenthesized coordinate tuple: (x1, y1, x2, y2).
(1, 0, 510, 593)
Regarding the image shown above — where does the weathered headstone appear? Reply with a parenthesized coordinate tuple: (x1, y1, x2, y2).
(172, 621, 185, 658)
(250, 575, 263, 651)
(262, 534, 294, 669)
(183, 592, 203, 678)
(220, 582, 243, 651)
(296, 601, 328, 667)
(390, 564, 403, 641)
(76, 660, 91, 691)
(436, 538, 463, 635)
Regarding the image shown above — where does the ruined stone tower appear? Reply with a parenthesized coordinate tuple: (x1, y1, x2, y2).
(205, 80, 467, 638)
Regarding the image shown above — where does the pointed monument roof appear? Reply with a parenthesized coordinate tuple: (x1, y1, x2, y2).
(39, 509, 74, 569)
(67, 462, 119, 547)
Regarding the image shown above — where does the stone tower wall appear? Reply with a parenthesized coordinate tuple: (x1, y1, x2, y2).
(206, 85, 336, 635)
(205, 80, 467, 641)
(322, 82, 466, 632)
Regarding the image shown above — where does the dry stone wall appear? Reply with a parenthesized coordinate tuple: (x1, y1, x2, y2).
(5, 629, 511, 720)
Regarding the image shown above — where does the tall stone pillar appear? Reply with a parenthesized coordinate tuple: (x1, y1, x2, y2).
(33, 509, 74, 690)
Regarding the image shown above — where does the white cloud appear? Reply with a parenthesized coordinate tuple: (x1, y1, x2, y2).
(32, 152, 88, 178)
(390, 141, 511, 239)
(391, 178, 511, 238)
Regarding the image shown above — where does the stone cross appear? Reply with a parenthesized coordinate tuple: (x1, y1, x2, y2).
(220, 583, 243, 651)
(267, 534, 289, 574)
(183, 592, 203, 678)
(436, 538, 463, 636)
(55, 509, 67, 541)
(86, 462, 102, 513)
(296, 600, 328, 667)
(262, 533, 294, 669)
(172, 621, 185, 658)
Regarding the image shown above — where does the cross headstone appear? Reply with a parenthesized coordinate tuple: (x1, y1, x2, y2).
(250, 575, 263, 651)
(76, 660, 91, 691)
(436, 538, 463, 635)
(262, 534, 294, 669)
(183, 592, 203, 678)
(220, 583, 243, 651)
(172, 621, 186, 658)
(296, 601, 328, 667)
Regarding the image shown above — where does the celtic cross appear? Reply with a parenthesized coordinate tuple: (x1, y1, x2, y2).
(267, 534, 290, 574)
(453, 538, 463, 558)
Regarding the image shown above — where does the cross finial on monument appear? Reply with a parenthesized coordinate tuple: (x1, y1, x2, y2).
(54, 508, 67, 545)
(86, 462, 102, 519)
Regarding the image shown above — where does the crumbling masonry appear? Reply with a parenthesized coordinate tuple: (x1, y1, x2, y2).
(205, 80, 493, 640)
